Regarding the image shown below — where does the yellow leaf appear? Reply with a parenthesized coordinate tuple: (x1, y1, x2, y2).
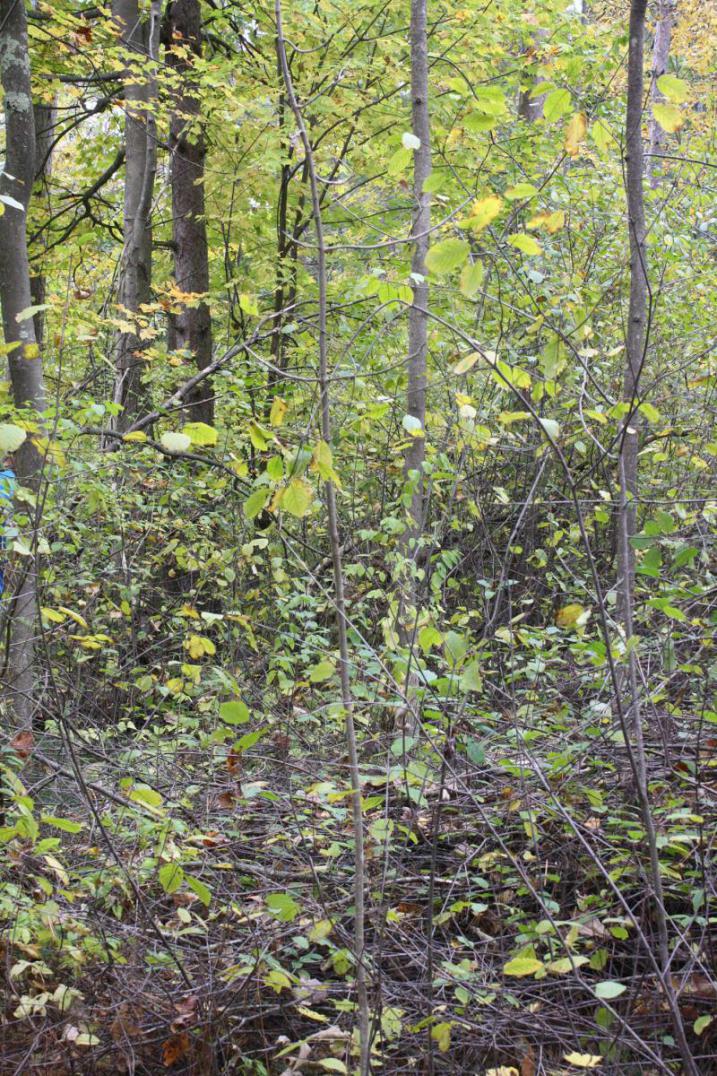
(527, 210, 565, 234)
(503, 956, 543, 977)
(41, 607, 67, 623)
(464, 195, 502, 233)
(430, 1022, 452, 1052)
(563, 1053, 602, 1069)
(564, 112, 587, 157)
(556, 604, 590, 629)
(652, 103, 683, 133)
(122, 430, 147, 442)
(185, 634, 216, 659)
(269, 397, 288, 427)
(453, 352, 480, 375)
(23, 343, 40, 360)
(58, 606, 88, 629)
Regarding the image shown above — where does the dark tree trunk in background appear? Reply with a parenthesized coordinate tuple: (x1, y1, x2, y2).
(31, 98, 56, 348)
(648, 0, 676, 187)
(0, 0, 46, 727)
(517, 28, 548, 121)
(112, 0, 161, 431)
(166, 0, 213, 423)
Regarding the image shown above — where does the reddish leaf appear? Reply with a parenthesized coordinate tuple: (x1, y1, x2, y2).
(162, 1032, 190, 1068)
(10, 730, 34, 759)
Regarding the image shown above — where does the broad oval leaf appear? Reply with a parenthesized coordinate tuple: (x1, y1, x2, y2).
(503, 956, 543, 977)
(424, 238, 470, 276)
(160, 431, 191, 454)
(0, 424, 27, 453)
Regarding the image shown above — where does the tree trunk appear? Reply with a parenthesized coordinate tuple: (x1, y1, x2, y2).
(617, 0, 649, 634)
(167, 0, 213, 424)
(648, 0, 676, 188)
(517, 28, 548, 121)
(112, 0, 161, 431)
(0, 0, 46, 727)
(398, 0, 431, 650)
(31, 98, 56, 348)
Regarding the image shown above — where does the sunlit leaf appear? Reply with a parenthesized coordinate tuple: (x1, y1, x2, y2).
(652, 103, 683, 133)
(425, 238, 470, 276)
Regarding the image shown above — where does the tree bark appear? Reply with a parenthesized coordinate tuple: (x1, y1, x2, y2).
(166, 0, 213, 423)
(31, 97, 56, 348)
(0, 0, 46, 727)
(399, 0, 431, 649)
(617, 0, 649, 634)
(112, 0, 161, 431)
(517, 28, 548, 121)
(648, 0, 676, 188)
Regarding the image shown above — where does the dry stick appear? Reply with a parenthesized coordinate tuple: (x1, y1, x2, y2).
(399, 0, 431, 656)
(274, 5, 370, 1074)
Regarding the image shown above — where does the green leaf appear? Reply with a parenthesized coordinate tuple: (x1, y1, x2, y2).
(657, 74, 689, 104)
(0, 424, 27, 453)
(16, 303, 49, 323)
(459, 260, 484, 298)
(247, 421, 271, 451)
(266, 455, 284, 480)
(160, 431, 191, 454)
(444, 630, 468, 668)
(466, 739, 485, 765)
(244, 487, 270, 520)
(41, 815, 83, 834)
(388, 145, 412, 175)
(459, 660, 483, 692)
(158, 862, 184, 894)
(431, 1022, 452, 1052)
(186, 875, 212, 907)
(637, 545, 662, 578)
(401, 414, 424, 437)
(638, 401, 660, 423)
(266, 892, 300, 921)
(591, 118, 613, 154)
(239, 292, 259, 316)
(281, 477, 314, 517)
(508, 233, 542, 256)
(308, 659, 335, 683)
(129, 786, 163, 809)
(219, 699, 250, 725)
(424, 238, 470, 276)
(694, 1015, 712, 1036)
(504, 182, 538, 201)
(543, 88, 571, 121)
(503, 956, 543, 977)
(594, 980, 626, 999)
(539, 418, 560, 440)
(312, 440, 341, 486)
(183, 422, 218, 447)
(418, 625, 442, 653)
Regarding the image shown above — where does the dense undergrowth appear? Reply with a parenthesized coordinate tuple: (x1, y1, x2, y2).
(0, 0, 716, 1073)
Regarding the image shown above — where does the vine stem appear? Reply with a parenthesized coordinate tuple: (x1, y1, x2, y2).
(274, 4, 370, 1072)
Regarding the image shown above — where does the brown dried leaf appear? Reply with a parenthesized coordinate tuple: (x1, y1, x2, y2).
(10, 730, 34, 759)
(162, 1032, 190, 1068)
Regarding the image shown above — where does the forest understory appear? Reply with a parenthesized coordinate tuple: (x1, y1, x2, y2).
(0, 0, 716, 1073)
